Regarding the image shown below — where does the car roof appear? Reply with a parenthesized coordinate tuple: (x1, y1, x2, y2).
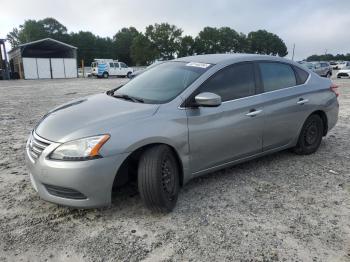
(174, 53, 294, 65)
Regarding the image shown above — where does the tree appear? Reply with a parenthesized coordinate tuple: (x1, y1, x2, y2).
(41, 18, 67, 36)
(194, 27, 246, 54)
(69, 31, 98, 65)
(6, 18, 68, 48)
(7, 28, 21, 48)
(131, 34, 158, 66)
(247, 30, 288, 57)
(145, 23, 183, 60)
(177, 36, 195, 57)
(194, 27, 221, 54)
(114, 27, 139, 65)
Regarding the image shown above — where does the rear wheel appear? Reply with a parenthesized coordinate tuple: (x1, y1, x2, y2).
(138, 145, 180, 212)
(102, 72, 109, 78)
(293, 114, 324, 155)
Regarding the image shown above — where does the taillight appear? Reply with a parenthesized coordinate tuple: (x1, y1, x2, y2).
(330, 83, 339, 97)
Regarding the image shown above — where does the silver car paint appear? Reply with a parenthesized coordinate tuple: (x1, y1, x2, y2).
(26, 54, 339, 208)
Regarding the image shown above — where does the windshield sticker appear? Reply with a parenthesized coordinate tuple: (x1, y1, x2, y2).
(186, 62, 211, 68)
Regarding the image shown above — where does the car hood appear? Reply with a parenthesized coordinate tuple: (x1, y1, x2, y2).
(338, 69, 350, 73)
(35, 93, 159, 142)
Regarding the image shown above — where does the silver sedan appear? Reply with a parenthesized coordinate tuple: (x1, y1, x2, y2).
(25, 54, 339, 212)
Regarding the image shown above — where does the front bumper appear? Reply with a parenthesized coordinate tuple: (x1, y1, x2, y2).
(25, 134, 128, 208)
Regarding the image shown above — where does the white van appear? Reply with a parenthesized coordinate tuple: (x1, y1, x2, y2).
(91, 59, 134, 78)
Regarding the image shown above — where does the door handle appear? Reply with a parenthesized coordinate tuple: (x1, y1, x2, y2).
(297, 98, 309, 105)
(246, 109, 262, 117)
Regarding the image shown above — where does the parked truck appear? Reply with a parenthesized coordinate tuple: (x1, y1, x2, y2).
(91, 59, 133, 78)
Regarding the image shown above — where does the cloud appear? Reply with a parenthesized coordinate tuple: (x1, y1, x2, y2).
(1, 0, 349, 60)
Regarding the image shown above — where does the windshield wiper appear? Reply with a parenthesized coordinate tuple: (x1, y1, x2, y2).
(112, 93, 144, 103)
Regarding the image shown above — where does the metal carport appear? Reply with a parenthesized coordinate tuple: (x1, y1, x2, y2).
(8, 38, 78, 79)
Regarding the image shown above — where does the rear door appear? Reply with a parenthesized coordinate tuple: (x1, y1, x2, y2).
(187, 62, 264, 174)
(257, 62, 311, 151)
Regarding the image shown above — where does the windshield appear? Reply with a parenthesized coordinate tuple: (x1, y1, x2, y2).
(114, 61, 211, 103)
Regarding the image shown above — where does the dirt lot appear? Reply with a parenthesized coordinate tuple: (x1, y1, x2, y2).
(0, 76, 349, 262)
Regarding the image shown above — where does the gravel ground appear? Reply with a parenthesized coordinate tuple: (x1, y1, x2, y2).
(0, 76, 349, 262)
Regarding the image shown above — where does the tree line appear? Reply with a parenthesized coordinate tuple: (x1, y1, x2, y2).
(306, 53, 350, 62)
(7, 18, 288, 66)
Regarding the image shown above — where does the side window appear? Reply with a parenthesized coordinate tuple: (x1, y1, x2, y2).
(259, 62, 296, 92)
(293, 66, 309, 84)
(120, 62, 127, 68)
(114, 63, 119, 68)
(109, 62, 114, 68)
(199, 63, 256, 102)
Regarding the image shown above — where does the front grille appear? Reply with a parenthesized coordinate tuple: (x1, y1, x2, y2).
(44, 184, 87, 199)
(28, 132, 51, 161)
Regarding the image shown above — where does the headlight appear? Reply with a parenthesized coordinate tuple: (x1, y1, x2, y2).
(49, 134, 110, 161)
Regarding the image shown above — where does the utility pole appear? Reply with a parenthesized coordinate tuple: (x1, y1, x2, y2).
(292, 43, 295, 61)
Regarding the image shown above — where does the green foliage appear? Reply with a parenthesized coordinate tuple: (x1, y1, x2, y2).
(68, 31, 114, 65)
(194, 27, 248, 54)
(145, 23, 183, 60)
(7, 18, 290, 66)
(306, 53, 350, 61)
(247, 30, 288, 57)
(114, 27, 140, 65)
(130, 34, 158, 66)
(178, 36, 195, 58)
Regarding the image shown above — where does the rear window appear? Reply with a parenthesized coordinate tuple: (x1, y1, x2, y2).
(294, 66, 309, 84)
(259, 62, 296, 92)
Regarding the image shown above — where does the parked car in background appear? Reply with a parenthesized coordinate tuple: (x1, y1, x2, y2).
(337, 63, 350, 78)
(330, 61, 339, 70)
(311, 62, 332, 78)
(91, 59, 134, 78)
(26, 54, 339, 212)
(336, 61, 349, 70)
(299, 61, 315, 71)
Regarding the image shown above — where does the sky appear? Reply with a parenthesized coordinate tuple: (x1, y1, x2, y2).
(1, 0, 349, 60)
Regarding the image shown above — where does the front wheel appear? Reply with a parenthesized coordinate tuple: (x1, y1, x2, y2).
(138, 145, 180, 212)
(127, 72, 132, 79)
(293, 114, 324, 155)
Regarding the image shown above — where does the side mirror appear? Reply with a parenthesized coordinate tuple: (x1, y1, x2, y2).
(195, 92, 222, 107)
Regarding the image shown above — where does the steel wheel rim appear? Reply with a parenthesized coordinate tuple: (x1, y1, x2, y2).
(305, 120, 319, 145)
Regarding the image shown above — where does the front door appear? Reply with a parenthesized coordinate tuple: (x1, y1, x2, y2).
(186, 62, 264, 174)
(119, 62, 128, 76)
